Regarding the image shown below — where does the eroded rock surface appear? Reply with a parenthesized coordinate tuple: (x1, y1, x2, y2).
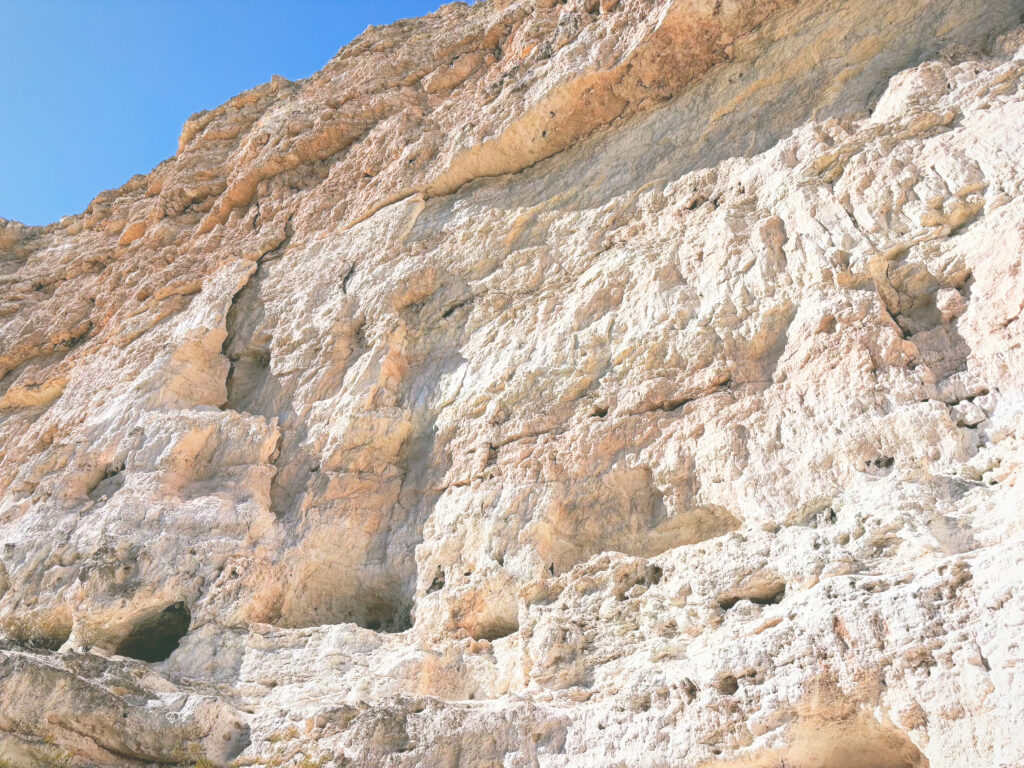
(2, 0, 1024, 766)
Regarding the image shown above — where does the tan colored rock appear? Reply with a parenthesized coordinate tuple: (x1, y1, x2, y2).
(2, 0, 1024, 766)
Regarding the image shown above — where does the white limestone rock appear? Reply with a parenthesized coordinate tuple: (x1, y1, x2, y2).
(1, 0, 1024, 766)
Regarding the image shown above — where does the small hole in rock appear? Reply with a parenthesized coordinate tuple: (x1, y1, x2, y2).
(427, 570, 445, 594)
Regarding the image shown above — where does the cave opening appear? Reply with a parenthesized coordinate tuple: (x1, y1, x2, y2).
(115, 601, 191, 662)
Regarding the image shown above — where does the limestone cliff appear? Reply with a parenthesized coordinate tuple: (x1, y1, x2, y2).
(2, 0, 1024, 766)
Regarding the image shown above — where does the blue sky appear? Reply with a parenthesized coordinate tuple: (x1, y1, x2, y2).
(0, 1, 450, 226)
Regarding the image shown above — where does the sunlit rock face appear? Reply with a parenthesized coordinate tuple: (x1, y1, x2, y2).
(2, 0, 1024, 765)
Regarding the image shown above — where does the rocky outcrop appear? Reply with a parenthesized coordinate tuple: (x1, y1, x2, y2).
(2, 0, 1024, 766)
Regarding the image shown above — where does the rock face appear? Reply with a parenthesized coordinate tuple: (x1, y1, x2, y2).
(2, 0, 1024, 765)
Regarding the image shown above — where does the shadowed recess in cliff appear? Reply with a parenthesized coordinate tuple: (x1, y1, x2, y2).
(274, 563, 414, 633)
(0, 606, 72, 652)
(702, 708, 930, 768)
(114, 601, 191, 662)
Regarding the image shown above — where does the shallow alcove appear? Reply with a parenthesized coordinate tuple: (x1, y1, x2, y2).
(2, 606, 73, 651)
(32, 622, 73, 652)
(717, 579, 786, 610)
(273, 550, 420, 633)
(459, 593, 521, 641)
(115, 601, 191, 662)
(279, 591, 413, 634)
(360, 599, 413, 633)
(712, 711, 930, 768)
(472, 616, 520, 642)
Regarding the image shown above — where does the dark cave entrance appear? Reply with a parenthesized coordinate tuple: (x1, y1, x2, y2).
(115, 601, 191, 662)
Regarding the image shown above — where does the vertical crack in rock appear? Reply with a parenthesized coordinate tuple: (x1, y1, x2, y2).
(223, 256, 276, 417)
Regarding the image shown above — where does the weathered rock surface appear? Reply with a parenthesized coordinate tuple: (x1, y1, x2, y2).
(2, 0, 1024, 765)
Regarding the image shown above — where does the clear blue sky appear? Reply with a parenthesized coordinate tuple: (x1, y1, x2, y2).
(0, 1, 450, 226)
